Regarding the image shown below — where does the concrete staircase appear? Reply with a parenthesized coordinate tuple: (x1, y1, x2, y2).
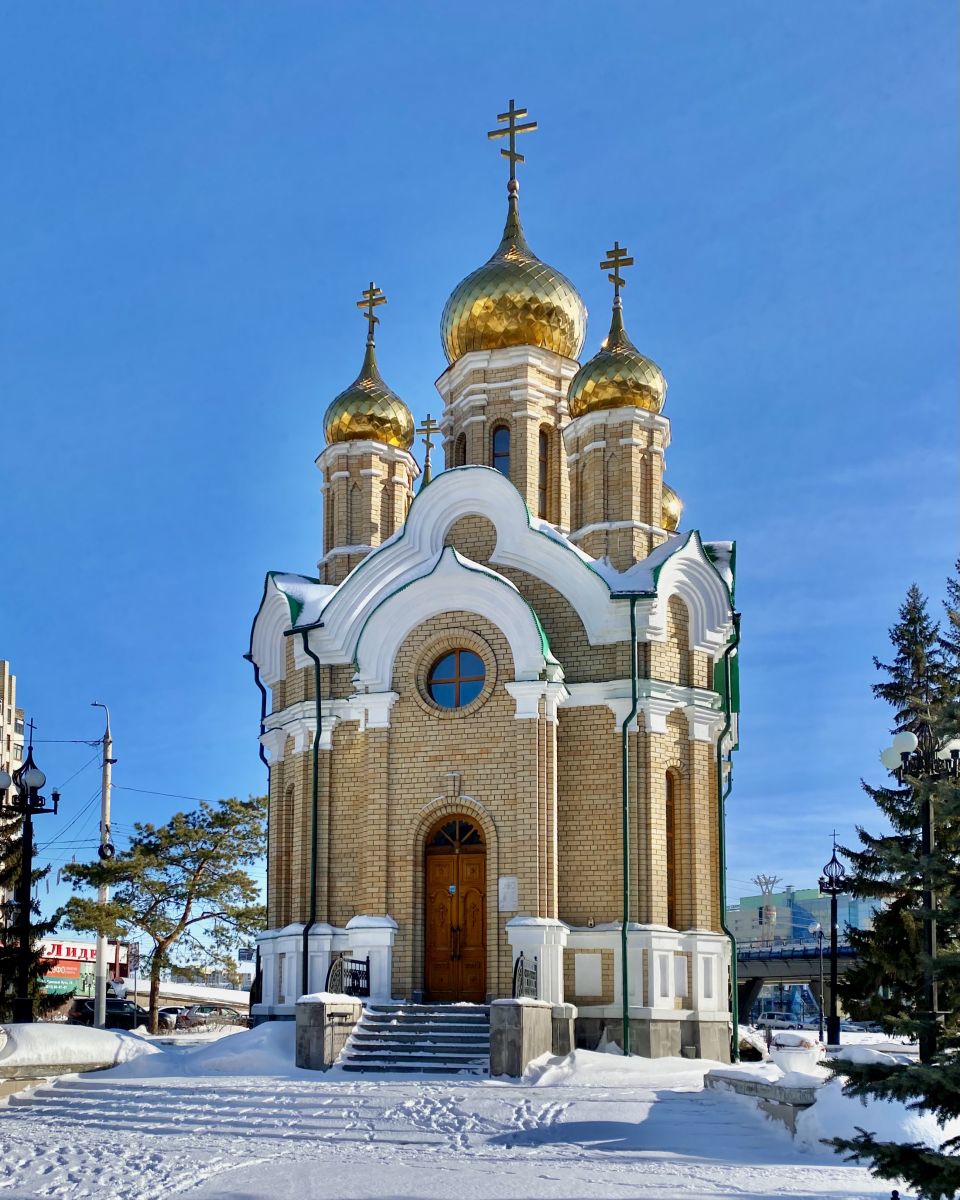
(338, 1003, 490, 1075)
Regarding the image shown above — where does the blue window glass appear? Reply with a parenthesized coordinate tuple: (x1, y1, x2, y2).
(491, 425, 510, 477)
(427, 649, 486, 709)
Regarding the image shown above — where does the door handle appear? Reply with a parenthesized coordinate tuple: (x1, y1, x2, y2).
(454, 927, 461, 960)
(450, 926, 456, 960)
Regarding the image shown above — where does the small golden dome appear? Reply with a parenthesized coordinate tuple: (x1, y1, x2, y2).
(441, 184, 587, 364)
(324, 341, 414, 450)
(567, 299, 666, 418)
(661, 482, 683, 532)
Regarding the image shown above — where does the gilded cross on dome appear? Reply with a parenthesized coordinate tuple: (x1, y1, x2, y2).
(487, 99, 537, 185)
(356, 281, 387, 343)
(600, 241, 634, 301)
(416, 413, 441, 487)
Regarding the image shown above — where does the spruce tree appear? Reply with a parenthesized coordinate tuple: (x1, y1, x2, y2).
(830, 582, 960, 1198)
(840, 584, 955, 1037)
(939, 557, 960, 698)
(0, 814, 64, 1022)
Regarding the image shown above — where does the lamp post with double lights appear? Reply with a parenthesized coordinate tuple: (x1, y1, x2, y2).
(879, 728, 960, 1063)
(818, 840, 846, 1046)
(0, 738, 60, 1023)
(809, 922, 825, 1042)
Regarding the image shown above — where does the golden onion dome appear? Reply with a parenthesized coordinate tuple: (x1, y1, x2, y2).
(661, 482, 683, 532)
(567, 298, 666, 419)
(441, 182, 587, 364)
(324, 338, 414, 451)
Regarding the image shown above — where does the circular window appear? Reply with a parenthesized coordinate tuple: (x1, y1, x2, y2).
(427, 649, 486, 709)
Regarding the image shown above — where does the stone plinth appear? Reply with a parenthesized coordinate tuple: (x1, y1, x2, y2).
(490, 998, 553, 1078)
(295, 998, 363, 1071)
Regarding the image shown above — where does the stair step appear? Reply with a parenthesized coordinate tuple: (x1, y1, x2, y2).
(338, 1003, 490, 1076)
(340, 1062, 488, 1075)
(352, 1033, 488, 1046)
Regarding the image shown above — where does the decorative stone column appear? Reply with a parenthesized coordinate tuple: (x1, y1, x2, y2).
(345, 915, 398, 999)
(505, 916, 569, 1005)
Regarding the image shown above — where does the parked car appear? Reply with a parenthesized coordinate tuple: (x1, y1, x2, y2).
(67, 998, 150, 1030)
(175, 1004, 248, 1031)
(755, 1011, 799, 1030)
(157, 1005, 188, 1031)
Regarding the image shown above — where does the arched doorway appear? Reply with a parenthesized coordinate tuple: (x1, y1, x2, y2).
(424, 816, 486, 1002)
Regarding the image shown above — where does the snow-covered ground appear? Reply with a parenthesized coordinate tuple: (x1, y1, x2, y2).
(0, 1023, 945, 1199)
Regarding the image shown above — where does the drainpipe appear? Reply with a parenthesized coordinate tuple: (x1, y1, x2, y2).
(716, 613, 741, 1062)
(299, 631, 324, 999)
(620, 596, 641, 1056)
(244, 654, 269, 1008)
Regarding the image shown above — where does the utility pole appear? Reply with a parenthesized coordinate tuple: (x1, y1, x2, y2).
(91, 702, 114, 1029)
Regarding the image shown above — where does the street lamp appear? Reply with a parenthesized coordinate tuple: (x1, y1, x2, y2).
(818, 839, 846, 1046)
(0, 741, 59, 1023)
(809, 922, 825, 1042)
(879, 729, 960, 1063)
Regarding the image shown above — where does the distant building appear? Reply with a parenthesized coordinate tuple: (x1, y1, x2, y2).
(727, 884, 877, 945)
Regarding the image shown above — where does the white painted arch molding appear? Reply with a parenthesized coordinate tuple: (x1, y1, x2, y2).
(353, 546, 554, 693)
(637, 533, 734, 654)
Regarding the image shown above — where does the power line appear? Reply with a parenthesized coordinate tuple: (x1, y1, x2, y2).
(114, 785, 218, 804)
(56, 751, 102, 791)
(34, 738, 103, 746)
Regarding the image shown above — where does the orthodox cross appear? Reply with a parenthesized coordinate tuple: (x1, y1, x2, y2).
(600, 241, 634, 301)
(417, 413, 441, 486)
(356, 281, 387, 343)
(487, 99, 537, 183)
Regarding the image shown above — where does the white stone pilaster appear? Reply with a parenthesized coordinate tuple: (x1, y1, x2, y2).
(506, 916, 569, 1005)
(345, 915, 398, 999)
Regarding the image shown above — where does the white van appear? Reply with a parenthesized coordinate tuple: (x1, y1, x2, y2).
(755, 1011, 799, 1030)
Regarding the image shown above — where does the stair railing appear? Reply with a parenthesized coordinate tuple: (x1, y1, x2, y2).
(325, 953, 371, 998)
(512, 951, 538, 1000)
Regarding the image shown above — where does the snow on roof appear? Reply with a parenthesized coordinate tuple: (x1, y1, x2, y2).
(120, 980, 251, 1008)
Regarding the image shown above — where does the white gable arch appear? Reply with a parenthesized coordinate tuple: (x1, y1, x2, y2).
(353, 547, 552, 693)
(250, 584, 293, 686)
(641, 537, 733, 654)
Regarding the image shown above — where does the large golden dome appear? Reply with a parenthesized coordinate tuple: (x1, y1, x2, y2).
(567, 299, 666, 418)
(324, 340, 414, 450)
(441, 183, 587, 365)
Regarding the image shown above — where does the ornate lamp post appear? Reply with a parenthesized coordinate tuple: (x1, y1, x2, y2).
(809, 922, 825, 1043)
(818, 839, 846, 1046)
(879, 729, 960, 1062)
(0, 738, 60, 1023)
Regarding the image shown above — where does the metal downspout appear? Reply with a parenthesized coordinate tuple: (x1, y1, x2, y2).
(620, 596, 640, 1055)
(299, 632, 323, 999)
(716, 613, 741, 1062)
(244, 654, 269, 1008)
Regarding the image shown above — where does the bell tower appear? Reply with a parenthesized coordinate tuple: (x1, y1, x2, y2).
(317, 283, 419, 585)
(564, 242, 682, 570)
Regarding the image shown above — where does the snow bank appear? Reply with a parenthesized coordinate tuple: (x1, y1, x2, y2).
(524, 1048, 719, 1089)
(183, 1021, 304, 1076)
(797, 1077, 960, 1154)
(0, 1024, 161, 1072)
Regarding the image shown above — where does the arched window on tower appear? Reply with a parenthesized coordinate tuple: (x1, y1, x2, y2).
(538, 428, 549, 519)
(665, 770, 679, 929)
(454, 433, 466, 467)
(491, 425, 510, 477)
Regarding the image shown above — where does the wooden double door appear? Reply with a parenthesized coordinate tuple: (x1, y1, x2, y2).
(424, 817, 486, 1003)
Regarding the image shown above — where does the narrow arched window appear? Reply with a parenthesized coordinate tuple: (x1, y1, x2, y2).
(491, 425, 510, 477)
(454, 433, 466, 467)
(665, 771, 678, 929)
(538, 429, 549, 519)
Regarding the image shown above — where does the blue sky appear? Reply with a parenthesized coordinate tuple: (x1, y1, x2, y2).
(1, 2, 956, 918)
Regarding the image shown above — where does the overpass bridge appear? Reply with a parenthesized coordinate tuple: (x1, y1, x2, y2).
(736, 942, 858, 1016)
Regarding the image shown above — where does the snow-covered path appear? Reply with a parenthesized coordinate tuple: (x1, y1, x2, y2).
(1, 1060, 894, 1199)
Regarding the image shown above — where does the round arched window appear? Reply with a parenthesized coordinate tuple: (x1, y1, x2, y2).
(427, 649, 486, 709)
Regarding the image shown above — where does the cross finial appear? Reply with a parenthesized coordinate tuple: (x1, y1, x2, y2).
(600, 240, 634, 302)
(356, 281, 387, 345)
(26, 718, 36, 749)
(416, 413, 441, 487)
(487, 98, 537, 187)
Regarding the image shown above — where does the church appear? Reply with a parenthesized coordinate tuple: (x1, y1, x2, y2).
(248, 102, 740, 1061)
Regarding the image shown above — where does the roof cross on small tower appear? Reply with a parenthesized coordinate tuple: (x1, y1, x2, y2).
(600, 240, 634, 301)
(25, 718, 36, 748)
(487, 99, 537, 186)
(356, 281, 387, 344)
(416, 413, 441, 488)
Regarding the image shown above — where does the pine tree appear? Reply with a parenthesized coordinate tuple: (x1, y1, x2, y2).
(840, 584, 956, 1038)
(830, 581, 960, 1198)
(63, 795, 266, 1032)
